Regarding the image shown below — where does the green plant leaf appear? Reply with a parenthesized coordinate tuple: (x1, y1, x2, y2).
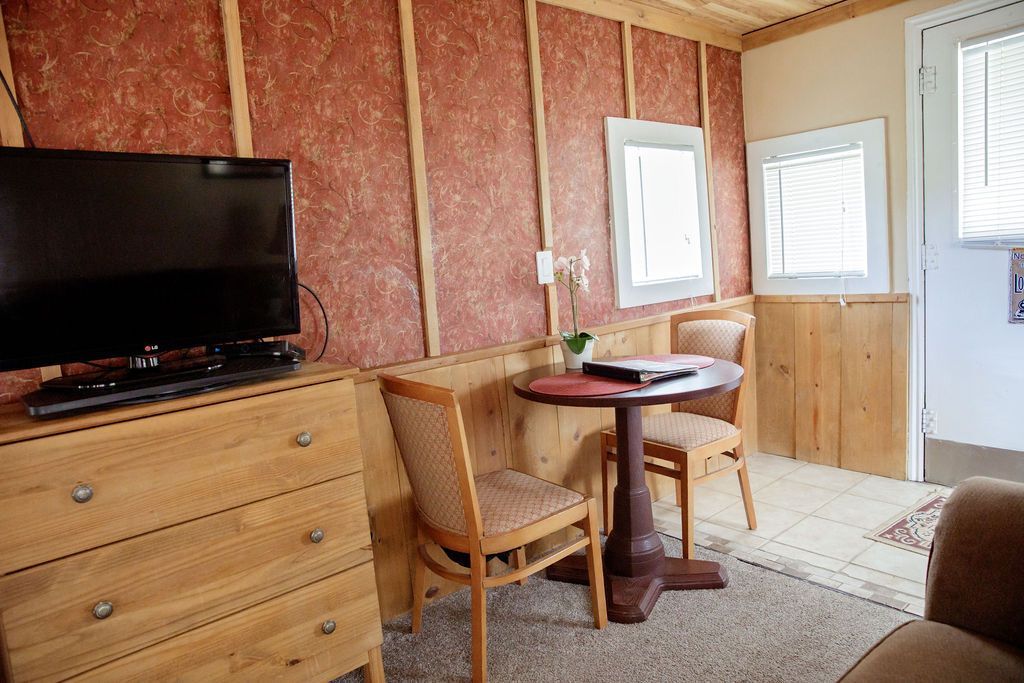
(564, 336, 587, 354)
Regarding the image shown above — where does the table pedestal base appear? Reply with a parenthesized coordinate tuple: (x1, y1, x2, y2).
(547, 554, 728, 623)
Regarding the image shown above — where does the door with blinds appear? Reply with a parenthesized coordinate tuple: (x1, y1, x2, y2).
(921, 1, 1024, 484)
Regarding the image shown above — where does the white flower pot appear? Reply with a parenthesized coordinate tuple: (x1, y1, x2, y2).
(560, 338, 595, 370)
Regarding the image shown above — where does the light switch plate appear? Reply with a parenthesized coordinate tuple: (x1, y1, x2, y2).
(536, 250, 554, 284)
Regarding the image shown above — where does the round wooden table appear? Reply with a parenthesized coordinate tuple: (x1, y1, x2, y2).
(512, 360, 744, 623)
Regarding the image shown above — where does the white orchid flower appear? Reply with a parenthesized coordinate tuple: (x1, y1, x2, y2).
(552, 250, 595, 340)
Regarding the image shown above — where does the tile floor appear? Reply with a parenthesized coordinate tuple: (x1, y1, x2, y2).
(651, 453, 952, 616)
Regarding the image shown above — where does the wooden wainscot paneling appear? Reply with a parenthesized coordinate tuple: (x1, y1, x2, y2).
(755, 295, 909, 479)
(356, 297, 755, 621)
(794, 303, 841, 466)
(754, 302, 795, 457)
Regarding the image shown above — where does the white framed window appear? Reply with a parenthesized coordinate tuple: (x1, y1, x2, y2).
(747, 119, 890, 295)
(605, 117, 714, 308)
(959, 28, 1024, 245)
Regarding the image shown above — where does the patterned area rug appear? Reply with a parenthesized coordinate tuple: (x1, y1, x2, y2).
(866, 493, 947, 555)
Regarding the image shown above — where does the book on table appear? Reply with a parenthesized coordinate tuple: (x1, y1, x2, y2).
(582, 359, 699, 383)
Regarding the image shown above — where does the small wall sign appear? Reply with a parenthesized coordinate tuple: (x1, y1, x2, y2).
(1012, 249, 1024, 324)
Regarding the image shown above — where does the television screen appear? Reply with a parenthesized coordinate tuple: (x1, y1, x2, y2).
(0, 147, 299, 372)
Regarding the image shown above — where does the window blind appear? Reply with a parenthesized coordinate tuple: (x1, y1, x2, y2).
(960, 29, 1024, 243)
(762, 144, 868, 279)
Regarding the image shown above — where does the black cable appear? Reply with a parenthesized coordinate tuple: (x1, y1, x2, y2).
(298, 282, 329, 362)
(0, 69, 35, 148)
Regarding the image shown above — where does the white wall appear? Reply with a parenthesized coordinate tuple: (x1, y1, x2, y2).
(741, 0, 956, 293)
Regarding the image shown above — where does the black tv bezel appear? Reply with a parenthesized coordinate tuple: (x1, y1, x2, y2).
(0, 145, 301, 372)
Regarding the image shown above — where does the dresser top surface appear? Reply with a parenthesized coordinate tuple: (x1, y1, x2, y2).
(0, 362, 357, 445)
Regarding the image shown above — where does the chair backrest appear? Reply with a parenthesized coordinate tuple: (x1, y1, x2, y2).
(378, 374, 482, 539)
(671, 309, 755, 427)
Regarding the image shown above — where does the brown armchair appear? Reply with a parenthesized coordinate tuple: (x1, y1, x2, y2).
(841, 476, 1024, 681)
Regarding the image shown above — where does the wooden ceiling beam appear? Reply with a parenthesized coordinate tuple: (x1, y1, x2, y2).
(742, 0, 911, 50)
(538, 0, 743, 51)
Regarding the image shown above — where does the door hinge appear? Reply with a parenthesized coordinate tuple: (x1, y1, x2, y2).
(921, 408, 937, 435)
(921, 243, 939, 270)
(919, 65, 937, 95)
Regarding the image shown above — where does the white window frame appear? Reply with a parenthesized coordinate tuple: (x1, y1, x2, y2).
(746, 118, 890, 295)
(957, 27, 1024, 247)
(605, 116, 715, 309)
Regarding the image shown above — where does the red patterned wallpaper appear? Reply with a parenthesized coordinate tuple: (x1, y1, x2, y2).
(633, 27, 699, 128)
(539, 7, 715, 331)
(0, 2, 752, 406)
(238, 0, 424, 368)
(707, 45, 752, 299)
(1, 0, 233, 155)
(0, 0, 234, 403)
(414, 0, 546, 353)
(537, 4, 623, 331)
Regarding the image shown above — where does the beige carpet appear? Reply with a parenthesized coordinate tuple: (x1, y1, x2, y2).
(343, 536, 910, 682)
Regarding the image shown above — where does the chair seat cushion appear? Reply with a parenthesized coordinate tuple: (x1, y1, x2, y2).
(841, 620, 1024, 682)
(475, 469, 584, 537)
(610, 412, 738, 452)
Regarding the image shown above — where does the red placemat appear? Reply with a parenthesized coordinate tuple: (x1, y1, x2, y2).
(618, 353, 716, 369)
(529, 373, 650, 397)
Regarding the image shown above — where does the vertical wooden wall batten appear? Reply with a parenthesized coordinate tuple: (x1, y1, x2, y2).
(0, 8, 61, 382)
(398, 0, 441, 357)
(0, 6, 23, 147)
(220, 0, 254, 158)
(524, 0, 559, 336)
(698, 41, 722, 302)
(621, 22, 637, 119)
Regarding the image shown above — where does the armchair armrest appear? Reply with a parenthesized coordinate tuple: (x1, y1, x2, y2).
(926, 476, 1024, 648)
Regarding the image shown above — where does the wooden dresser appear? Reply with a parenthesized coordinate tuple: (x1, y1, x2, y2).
(0, 364, 384, 682)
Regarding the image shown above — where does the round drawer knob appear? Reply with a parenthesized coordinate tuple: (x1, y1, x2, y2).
(322, 619, 336, 635)
(309, 528, 325, 544)
(72, 484, 94, 504)
(92, 601, 114, 620)
(296, 431, 313, 448)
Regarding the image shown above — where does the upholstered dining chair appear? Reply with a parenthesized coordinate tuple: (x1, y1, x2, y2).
(378, 374, 607, 682)
(599, 309, 757, 559)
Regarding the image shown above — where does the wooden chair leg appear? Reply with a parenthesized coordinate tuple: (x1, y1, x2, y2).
(601, 443, 613, 534)
(679, 457, 696, 559)
(411, 542, 427, 634)
(470, 552, 488, 682)
(735, 445, 757, 531)
(582, 498, 608, 629)
(364, 645, 385, 683)
(674, 462, 683, 506)
(511, 546, 528, 586)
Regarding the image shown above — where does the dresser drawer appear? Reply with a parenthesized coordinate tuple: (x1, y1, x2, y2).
(0, 474, 373, 682)
(70, 563, 383, 682)
(0, 379, 360, 574)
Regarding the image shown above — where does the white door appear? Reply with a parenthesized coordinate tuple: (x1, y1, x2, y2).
(921, 2, 1024, 484)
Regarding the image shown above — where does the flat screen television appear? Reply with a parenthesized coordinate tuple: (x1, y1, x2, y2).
(0, 146, 300, 379)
